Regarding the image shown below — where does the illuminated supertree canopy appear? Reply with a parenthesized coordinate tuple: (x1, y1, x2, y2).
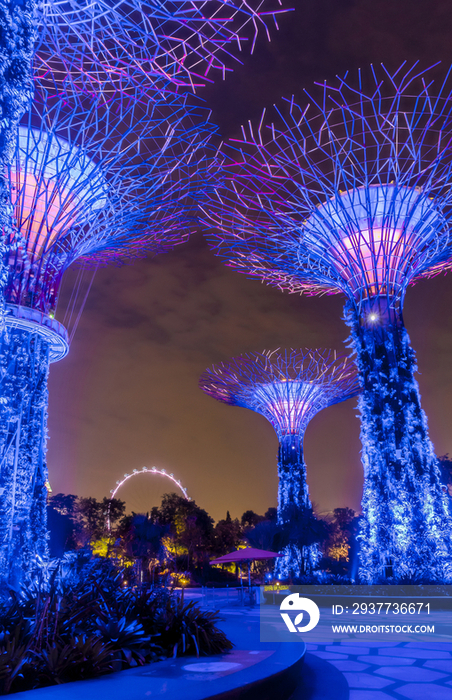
(200, 349, 359, 579)
(7, 78, 215, 311)
(201, 63, 452, 583)
(0, 0, 285, 326)
(0, 78, 215, 583)
(35, 0, 287, 93)
(1, 0, 286, 310)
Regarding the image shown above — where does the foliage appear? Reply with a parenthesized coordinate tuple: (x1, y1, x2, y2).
(157, 593, 232, 658)
(320, 508, 361, 577)
(0, 331, 50, 586)
(264, 508, 277, 522)
(212, 512, 243, 556)
(150, 494, 214, 568)
(48, 494, 126, 554)
(119, 514, 168, 581)
(46, 491, 336, 585)
(245, 519, 279, 552)
(0, 555, 232, 694)
(90, 537, 115, 559)
(438, 455, 452, 511)
(241, 510, 264, 529)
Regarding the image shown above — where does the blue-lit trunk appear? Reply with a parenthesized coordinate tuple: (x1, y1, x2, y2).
(0, 1, 41, 585)
(274, 434, 320, 579)
(0, 0, 37, 259)
(0, 326, 49, 585)
(346, 302, 452, 583)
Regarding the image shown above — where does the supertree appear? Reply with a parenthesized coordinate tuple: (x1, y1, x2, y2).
(0, 0, 285, 317)
(201, 64, 452, 583)
(0, 76, 215, 584)
(200, 349, 359, 579)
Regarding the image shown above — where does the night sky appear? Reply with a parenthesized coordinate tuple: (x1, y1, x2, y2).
(47, 0, 452, 522)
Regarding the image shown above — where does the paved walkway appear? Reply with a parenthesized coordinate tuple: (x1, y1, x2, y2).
(308, 640, 452, 699)
(25, 589, 450, 700)
(194, 589, 452, 699)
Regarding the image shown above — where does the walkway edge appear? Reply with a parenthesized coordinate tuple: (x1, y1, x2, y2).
(10, 643, 306, 700)
(203, 643, 306, 700)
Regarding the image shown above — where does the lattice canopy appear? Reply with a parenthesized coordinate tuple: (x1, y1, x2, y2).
(200, 349, 359, 438)
(36, 0, 286, 93)
(202, 64, 452, 312)
(5, 77, 215, 314)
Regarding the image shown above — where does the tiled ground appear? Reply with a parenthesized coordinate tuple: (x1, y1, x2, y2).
(308, 641, 452, 699)
(192, 591, 452, 699)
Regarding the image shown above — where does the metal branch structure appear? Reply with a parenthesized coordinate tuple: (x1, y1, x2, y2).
(202, 63, 452, 583)
(200, 349, 359, 579)
(1, 0, 285, 323)
(0, 78, 214, 583)
(35, 0, 286, 94)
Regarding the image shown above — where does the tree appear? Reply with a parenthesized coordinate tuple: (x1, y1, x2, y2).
(212, 512, 243, 556)
(321, 508, 361, 577)
(47, 494, 125, 552)
(49, 493, 78, 517)
(241, 510, 264, 529)
(151, 493, 214, 569)
(118, 514, 167, 583)
(245, 519, 279, 551)
(438, 455, 452, 496)
(77, 497, 103, 544)
(264, 507, 277, 522)
(102, 497, 126, 529)
(47, 493, 79, 553)
(274, 505, 328, 577)
(46, 506, 75, 557)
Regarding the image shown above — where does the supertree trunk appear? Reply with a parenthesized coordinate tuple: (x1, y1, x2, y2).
(0, 0, 36, 263)
(0, 2, 43, 586)
(0, 327, 50, 585)
(274, 434, 320, 579)
(346, 302, 452, 583)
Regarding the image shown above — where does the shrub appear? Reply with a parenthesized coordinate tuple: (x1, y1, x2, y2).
(0, 555, 232, 694)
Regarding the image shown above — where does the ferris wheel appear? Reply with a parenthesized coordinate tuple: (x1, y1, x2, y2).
(107, 466, 190, 530)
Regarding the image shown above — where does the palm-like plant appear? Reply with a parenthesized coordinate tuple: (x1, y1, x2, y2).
(0, 556, 233, 693)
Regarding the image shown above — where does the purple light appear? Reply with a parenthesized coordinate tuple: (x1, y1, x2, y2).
(202, 65, 452, 313)
(200, 349, 359, 438)
(36, 0, 287, 92)
(302, 185, 444, 304)
(200, 64, 452, 582)
(200, 349, 359, 578)
(5, 77, 215, 316)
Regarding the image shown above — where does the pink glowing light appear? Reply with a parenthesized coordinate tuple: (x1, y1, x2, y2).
(333, 227, 406, 296)
(11, 173, 75, 260)
(200, 350, 359, 441)
(9, 127, 107, 265)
